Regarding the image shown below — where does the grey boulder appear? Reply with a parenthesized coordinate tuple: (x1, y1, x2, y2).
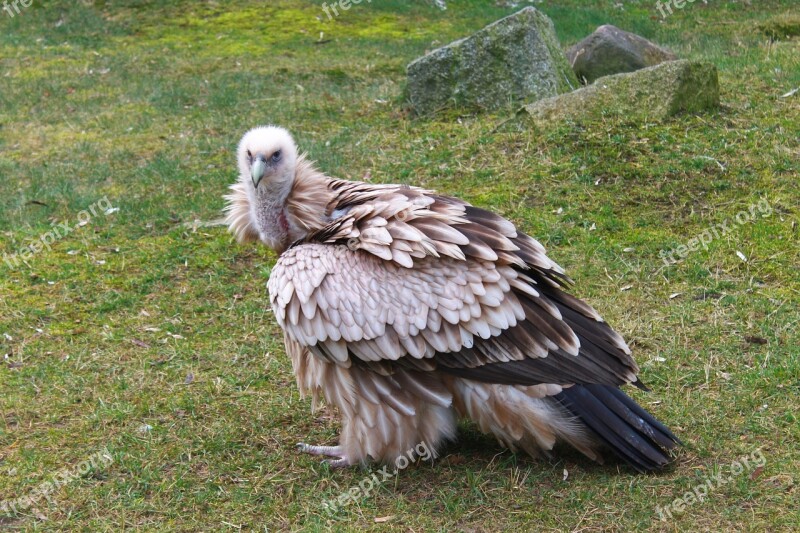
(567, 25, 677, 84)
(407, 7, 578, 116)
(524, 60, 719, 124)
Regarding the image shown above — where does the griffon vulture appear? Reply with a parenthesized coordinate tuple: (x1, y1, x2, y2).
(225, 126, 679, 472)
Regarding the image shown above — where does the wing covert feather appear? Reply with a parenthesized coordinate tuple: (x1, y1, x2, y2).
(269, 185, 640, 388)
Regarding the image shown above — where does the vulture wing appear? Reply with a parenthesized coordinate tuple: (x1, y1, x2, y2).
(271, 187, 638, 388)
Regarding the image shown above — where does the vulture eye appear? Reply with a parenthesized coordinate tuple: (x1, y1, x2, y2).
(246, 150, 252, 160)
(272, 150, 282, 163)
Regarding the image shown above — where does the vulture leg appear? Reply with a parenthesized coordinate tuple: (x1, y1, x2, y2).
(296, 443, 352, 468)
(286, 335, 458, 466)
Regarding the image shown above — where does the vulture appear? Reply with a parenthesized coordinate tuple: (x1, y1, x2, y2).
(225, 126, 680, 472)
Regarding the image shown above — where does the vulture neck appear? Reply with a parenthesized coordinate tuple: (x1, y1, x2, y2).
(255, 179, 293, 253)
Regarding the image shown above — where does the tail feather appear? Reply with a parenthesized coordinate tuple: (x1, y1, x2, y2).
(605, 386, 681, 448)
(554, 384, 680, 472)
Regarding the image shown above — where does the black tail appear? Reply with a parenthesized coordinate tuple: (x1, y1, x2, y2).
(554, 384, 681, 472)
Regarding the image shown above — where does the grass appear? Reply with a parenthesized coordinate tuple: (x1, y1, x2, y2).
(0, 0, 798, 530)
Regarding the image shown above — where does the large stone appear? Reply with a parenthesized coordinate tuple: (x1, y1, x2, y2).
(406, 7, 578, 115)
(567, 25, 677, 84)
(523, 60, 719, 124)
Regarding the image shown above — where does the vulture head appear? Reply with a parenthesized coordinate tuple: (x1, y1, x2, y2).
(237, 125, 298, 192)
(229, 125, 299, 249)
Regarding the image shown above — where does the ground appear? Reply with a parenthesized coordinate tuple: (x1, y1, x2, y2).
(0, 0, 798, 531)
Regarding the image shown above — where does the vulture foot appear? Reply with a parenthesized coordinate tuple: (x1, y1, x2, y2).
(296, 442, 351, 468)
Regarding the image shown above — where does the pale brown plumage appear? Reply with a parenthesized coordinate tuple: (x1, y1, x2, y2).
(225, 126, 679, 471)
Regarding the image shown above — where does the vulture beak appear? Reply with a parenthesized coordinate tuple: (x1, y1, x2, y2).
(251, 154, 267, 189)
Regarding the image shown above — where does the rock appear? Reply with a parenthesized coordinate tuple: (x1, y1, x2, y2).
(567, 25, 677, 84)
(406, 7, 578, 115)
(758, 13, 800, 40)
(523, 60, 719, 124)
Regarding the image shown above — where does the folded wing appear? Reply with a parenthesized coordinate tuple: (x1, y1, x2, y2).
(269, 190, 640, 389)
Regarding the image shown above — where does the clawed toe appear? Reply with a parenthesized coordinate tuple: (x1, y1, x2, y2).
(296, 442, 342, 457)
(296, 442, 352, 467)
(322, 457, 350, 468)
